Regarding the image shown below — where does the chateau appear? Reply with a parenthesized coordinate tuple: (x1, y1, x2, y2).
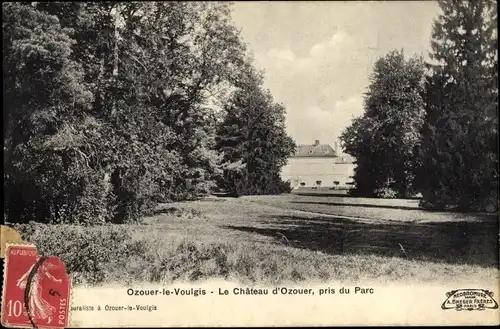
(281, 140, 355, 188)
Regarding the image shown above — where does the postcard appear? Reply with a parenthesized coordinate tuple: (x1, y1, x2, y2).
(2, 0, 499, 327)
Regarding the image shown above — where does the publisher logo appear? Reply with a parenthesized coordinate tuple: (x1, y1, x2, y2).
(441, 289, 498, 311)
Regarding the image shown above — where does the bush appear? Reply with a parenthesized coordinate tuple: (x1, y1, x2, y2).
(153, 206, 205, 220)
(374, 187, 399, 199)
(4, 152, 114, 225)
(224, 170, 292, 196)
(13, 222, 148, 285)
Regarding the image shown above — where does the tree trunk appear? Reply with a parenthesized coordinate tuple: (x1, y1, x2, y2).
(111, 6, 120, 117)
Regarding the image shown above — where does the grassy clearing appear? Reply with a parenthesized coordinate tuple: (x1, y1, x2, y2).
(13, 195, 499, 286)
(242, 194, 497, 222)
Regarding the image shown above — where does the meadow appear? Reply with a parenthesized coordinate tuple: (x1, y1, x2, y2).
(14, 194, 499, 286)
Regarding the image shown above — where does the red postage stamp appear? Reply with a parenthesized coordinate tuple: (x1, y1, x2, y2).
(1, 244, 71, 329)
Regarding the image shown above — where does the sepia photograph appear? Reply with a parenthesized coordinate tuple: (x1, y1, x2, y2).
(2, 0, 499, 327)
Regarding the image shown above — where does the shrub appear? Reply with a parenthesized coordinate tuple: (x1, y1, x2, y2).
(225, 170, 292, 196)
(374, 187, 398, 199)
(13, 222, 147, 285)
(4, 152, 114, 225)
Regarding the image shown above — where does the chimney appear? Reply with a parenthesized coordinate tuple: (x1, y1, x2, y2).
(334, 142, 340, 155)
(314, 140, 320, 146)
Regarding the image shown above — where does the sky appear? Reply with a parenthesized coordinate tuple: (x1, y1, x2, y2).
(230, 1, 440, 147)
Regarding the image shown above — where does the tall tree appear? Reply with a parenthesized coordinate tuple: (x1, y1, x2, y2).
(215, 67, 296, 196)
(4, 2, 256, 223)
(418, 0, 498, 211)
(3, 2, 98, 223)
(108, 1, 249, 209)
(3, 2, 297, 223)
(340, 50, 426, 198)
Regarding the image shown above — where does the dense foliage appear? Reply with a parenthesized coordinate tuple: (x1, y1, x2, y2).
(340, 51, 426, 198)
(215, 69, 296, 196)
(3, 2, 296, 224)
(417, 0, 498, 211)
(341, 1, 498, 211)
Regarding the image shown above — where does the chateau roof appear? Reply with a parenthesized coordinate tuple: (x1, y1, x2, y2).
(294, 141, 337, 157)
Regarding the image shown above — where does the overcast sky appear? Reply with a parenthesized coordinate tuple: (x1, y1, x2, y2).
(231, 1, 440, 147)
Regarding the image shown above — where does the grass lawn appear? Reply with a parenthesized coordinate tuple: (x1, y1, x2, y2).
(15, 194, 499, 286)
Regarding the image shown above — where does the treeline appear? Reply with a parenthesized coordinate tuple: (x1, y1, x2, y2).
(3, 2, 296, 224)
(341, 0, 498, 211)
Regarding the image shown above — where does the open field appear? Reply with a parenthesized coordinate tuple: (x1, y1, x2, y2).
(151, 195, 498, 265)
(15, 194, 499, 286)
(240, 194, 496, 222)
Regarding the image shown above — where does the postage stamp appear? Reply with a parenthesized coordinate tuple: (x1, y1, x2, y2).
(1, 244, 71, 329)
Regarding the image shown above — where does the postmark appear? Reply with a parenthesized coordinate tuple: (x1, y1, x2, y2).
(441, 289, 499, 311)
(0, 226, 26, 258)
(1, 244, 71, 329)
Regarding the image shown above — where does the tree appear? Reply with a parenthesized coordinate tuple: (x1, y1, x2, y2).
(106, 1, 249, 210)
(3, 1, 297, 223)
(418, 0, 498, 211)
(340, 50, 426, 198)
(215, 68, 296, 196)
(3, 2, 98, 223)
(3, 2, 255, 223)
